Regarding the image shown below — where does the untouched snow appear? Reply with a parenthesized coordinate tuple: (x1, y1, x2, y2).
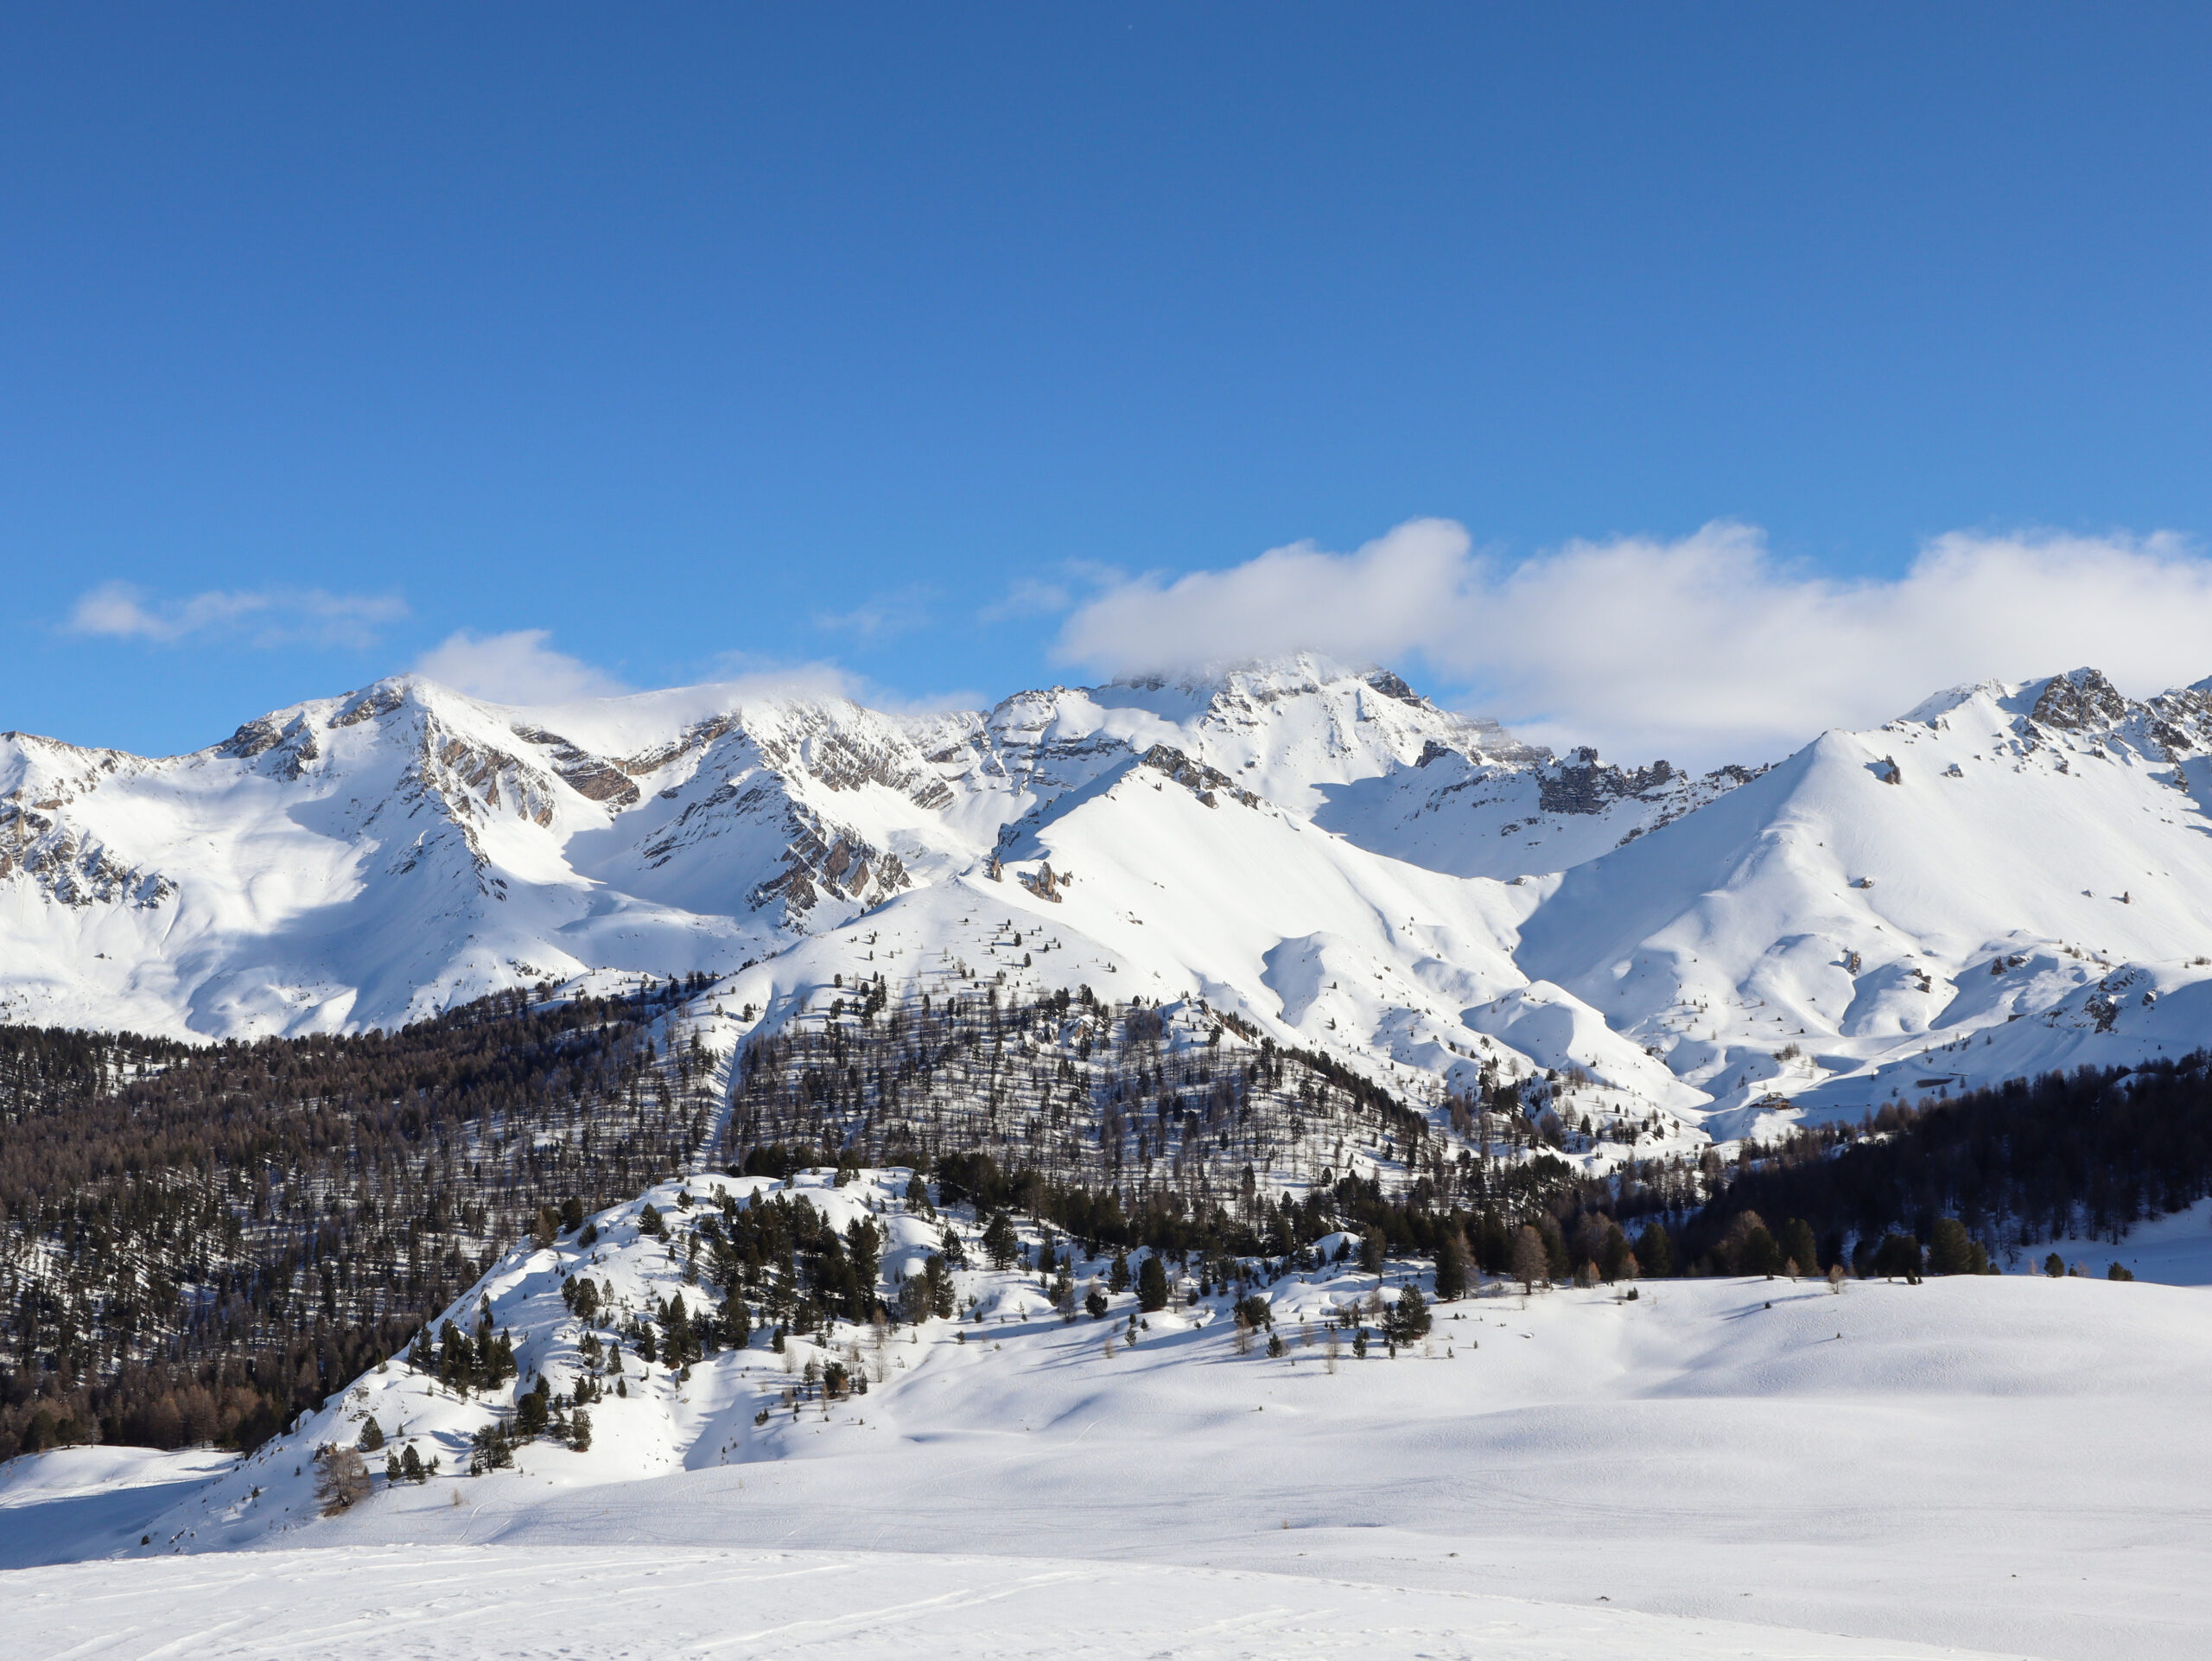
(0, 1445, 236, 1571)
(8, 1169, 2208, 1660)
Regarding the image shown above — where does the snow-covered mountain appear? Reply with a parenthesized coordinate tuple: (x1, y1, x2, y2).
(14, 658, 2212, 1149)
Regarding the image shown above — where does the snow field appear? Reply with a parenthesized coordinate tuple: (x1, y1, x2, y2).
(7, 1168, 2210, 1659)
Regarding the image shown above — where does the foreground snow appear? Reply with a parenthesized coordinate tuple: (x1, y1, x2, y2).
(3, 1168, 2209, 1659)
(0, 1543, 2018, 1660)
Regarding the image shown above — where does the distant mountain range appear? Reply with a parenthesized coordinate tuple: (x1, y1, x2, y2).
(10, 654, 2212, 1145)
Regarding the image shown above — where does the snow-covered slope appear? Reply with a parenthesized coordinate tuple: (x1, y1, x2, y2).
(12, 1165, 2212, 1661)
(1514, 668, 2212, 1136)
(19, 659, 2212, 1156)
(1314, 741, 1762, 881)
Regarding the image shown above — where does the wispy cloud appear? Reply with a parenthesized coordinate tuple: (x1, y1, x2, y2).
(66, 582, 407, 649)
(979, 560, 1126, 624)
(1055, 518, 2212, 765)
(411, 629, 631, 704)
(813, 583, 934, 640)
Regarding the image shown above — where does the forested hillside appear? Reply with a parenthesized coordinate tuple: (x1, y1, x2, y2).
(1654, 1053, 2212, 1276)
(0, 982, 715, 1458)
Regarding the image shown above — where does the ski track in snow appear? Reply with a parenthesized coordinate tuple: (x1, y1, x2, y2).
(1, 1544, 2017, 1660)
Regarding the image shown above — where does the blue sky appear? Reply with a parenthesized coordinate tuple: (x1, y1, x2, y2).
(4, 5, 2210, 761)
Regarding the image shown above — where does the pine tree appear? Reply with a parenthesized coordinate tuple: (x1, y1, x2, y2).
(1927, 1218, 1982, 1276)
(1137, 1254, 1169, 1312)
(516, 1377, 550, 1440)
(980, 1211, 1020, 1269)
(722, 1291, 752, 1349)
(1778, 1219, 1820, 1277)
(1432, 1233, 1467, 1301)
(1389, 1286, 1431, 1343)
(358, 1416, 385, 1453)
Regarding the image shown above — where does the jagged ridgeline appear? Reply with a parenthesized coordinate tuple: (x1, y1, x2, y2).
(0, 983, 715, 1458)
(722, 983, 1567, 1221)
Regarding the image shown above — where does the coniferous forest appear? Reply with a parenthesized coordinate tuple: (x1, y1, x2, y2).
(0, 981, 715, 1459)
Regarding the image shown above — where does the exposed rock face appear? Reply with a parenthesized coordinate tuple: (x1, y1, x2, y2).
(1537, 748, 1684, 816)
(1139, 744, 1259, 809)
(2027, 667, 2129, 734)
(512, 729, 643, 806)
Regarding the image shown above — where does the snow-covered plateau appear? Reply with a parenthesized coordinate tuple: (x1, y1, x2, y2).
(11, 655, 2212, 1152)
(3, 1167, 2209, 1660)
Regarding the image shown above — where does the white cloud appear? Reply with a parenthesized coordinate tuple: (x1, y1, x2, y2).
(1055, 518, 2212, 765)
(411, 630, 631, 705)
(66, 582, 406, 648)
